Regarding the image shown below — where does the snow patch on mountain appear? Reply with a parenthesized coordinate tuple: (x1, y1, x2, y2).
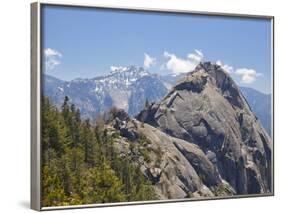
(44, 66, 168, 119)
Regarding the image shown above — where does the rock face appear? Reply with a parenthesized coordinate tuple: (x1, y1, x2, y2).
(137, 62, 272, 195)
(110, 110, 235, 199)
(160, 73, 272, 137)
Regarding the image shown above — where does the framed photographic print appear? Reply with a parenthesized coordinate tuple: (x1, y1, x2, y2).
(31, 1, 274, 211)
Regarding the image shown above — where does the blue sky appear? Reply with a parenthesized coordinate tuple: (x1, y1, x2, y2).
(42, 5, 272, 93)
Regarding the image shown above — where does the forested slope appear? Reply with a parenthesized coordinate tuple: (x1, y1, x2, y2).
(42, 96, 156, 206)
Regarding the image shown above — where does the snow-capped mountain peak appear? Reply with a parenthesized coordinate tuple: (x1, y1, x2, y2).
(108, 65, 149, 77)
(43, 65, 168, 119)
(91, 65, 150, 89)
(110, 66, 129, 73)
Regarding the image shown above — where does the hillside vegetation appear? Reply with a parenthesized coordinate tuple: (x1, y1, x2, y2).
(42, 96, 156, 206)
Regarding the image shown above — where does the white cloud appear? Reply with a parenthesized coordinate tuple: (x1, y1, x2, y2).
(216, 60, 234, 73)
(163, 50, 204, 74)
(235, 68, 262, 84)
(144, 53, 156, 69)
(45, 48, 62, 58)
(44, 48, 62, 71)
(215, 60, 261, 84)
(195, 49, 204, 58)
(188, 53, 202, 63)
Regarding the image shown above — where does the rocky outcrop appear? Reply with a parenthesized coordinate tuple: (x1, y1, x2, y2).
(137, 62, 272, 195)
(110, 113, 235, 199)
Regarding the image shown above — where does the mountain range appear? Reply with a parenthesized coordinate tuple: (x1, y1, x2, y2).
(43, 62, 272, 198)
(43, 65, 271, 136)
(43, 66, 167, 119)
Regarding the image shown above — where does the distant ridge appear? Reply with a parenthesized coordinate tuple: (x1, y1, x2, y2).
(43, 66, 167, 118)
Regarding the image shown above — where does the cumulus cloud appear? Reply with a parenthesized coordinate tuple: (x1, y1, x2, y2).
(143, 53, 156, 69)
(163, 50, 204, 74)
(44, 48, 62, 71)
(215, 60, 261, 84)
(188, 53, 202, 63)
(235, 68, 262, 84)
(216, 60, 234, 73)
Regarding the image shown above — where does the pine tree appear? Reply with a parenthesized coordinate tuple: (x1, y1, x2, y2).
(62, 96, 70, 121)
(144, 98, 150, 108)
